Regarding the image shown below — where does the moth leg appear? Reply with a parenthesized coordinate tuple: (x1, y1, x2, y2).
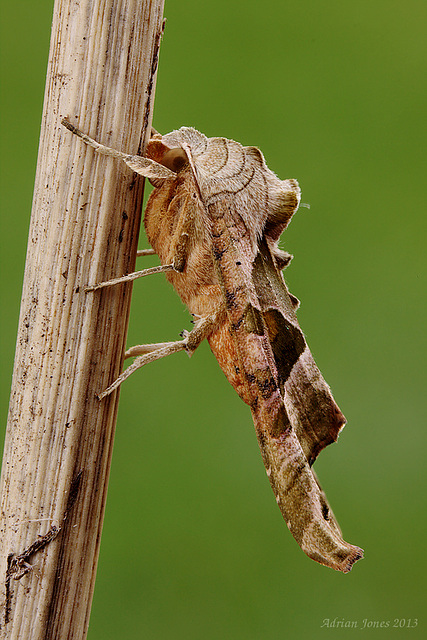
(84, 263, 174, 292)
(125, 341, 180, 359)
(98, 313, 220, 399)
(98, 341, 187, 399)
(61, 119, 175, 183)
(136, 248, 156, 257)
(124, 325, 204, 359)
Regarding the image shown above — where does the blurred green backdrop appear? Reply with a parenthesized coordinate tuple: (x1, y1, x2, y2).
(1, 1, 426, 638)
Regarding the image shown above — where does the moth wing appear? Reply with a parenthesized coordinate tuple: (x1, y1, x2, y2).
(166, 133, 362, 571)
(252, 238, 346, 465)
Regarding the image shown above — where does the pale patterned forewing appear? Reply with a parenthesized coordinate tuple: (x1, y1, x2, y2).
(161, 128, 301, 250)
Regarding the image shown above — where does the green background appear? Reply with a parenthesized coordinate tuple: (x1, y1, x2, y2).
(1, 1, 426, 638)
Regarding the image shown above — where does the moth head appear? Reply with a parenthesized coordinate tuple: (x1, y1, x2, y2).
(145, 139, 189, 173)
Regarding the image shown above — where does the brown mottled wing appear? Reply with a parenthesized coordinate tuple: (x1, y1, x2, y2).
(252, 237, 347, 535)
(205, 198, 362, 572)
(151, 127, 362, 571)
(252, 237, 346, 465)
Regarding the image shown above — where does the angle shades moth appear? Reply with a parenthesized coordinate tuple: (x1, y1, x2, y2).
(62, 119, 363, 572)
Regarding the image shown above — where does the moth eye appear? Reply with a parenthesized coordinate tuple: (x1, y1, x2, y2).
(160, 148, 188, 173)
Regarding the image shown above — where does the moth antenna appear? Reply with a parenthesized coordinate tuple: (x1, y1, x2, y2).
(61, 119, 175, 181)
(61, 119, 127, 160)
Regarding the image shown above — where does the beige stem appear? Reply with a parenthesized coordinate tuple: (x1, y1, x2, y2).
(0, 1, 165, 638)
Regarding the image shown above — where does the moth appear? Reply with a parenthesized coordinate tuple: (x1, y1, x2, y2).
(62, 119, 363, 572)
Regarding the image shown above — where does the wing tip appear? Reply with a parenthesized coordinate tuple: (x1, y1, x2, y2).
(340, 545, 364, 573)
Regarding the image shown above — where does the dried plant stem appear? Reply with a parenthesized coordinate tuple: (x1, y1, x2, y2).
(0, 0, 165, 638)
